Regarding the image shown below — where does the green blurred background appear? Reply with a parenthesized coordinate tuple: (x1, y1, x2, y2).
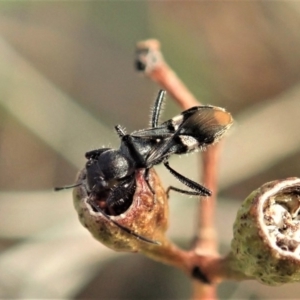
(1, 2, 300, 299)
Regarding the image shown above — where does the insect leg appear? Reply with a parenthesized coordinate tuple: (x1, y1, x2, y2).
(166, 186, 205, 198)
(151, 90, 166, 128)
(144, 168, 156, 195)
(87, 197, 160, 245)
(164, 161, 212, 197)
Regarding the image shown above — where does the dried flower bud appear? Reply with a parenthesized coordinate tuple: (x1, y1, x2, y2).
(135, 39, 163, 73)
(231, 177, 300, 285)
(73, 168, 169, 252)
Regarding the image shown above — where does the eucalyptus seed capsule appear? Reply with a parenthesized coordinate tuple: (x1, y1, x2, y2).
(231, 177, 300, 285)
(73, 168, 169, 252)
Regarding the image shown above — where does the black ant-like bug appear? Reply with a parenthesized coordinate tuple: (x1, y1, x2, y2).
(56, 90, 233, 244)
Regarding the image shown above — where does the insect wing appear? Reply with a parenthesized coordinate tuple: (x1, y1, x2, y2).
(131, 107, 188, 139)
(175, 106, 233, 147)
(132, 105, 232, 162)
(131, 103, 192, 139)
(131, 125, 173, 139)
(144, 136, 176, 166)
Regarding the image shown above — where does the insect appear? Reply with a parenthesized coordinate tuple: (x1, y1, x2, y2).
(56, 90, 233, 244)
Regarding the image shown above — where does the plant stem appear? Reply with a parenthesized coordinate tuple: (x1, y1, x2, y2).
(136, 39, 223, 300)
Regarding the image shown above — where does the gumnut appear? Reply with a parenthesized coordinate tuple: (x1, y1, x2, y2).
(230, 177, 300, 285)
(73, 168, 169, 253)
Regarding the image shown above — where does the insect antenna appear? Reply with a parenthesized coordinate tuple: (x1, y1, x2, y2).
(87, 197, 161, 245)
(54, 182, 83, 191)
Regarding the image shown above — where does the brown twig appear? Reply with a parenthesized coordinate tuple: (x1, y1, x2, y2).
(192, 144, 221, 300)
(135, 39, 199, 109)
(196, 144, 221, 252)
(136, 39, 223, 299)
